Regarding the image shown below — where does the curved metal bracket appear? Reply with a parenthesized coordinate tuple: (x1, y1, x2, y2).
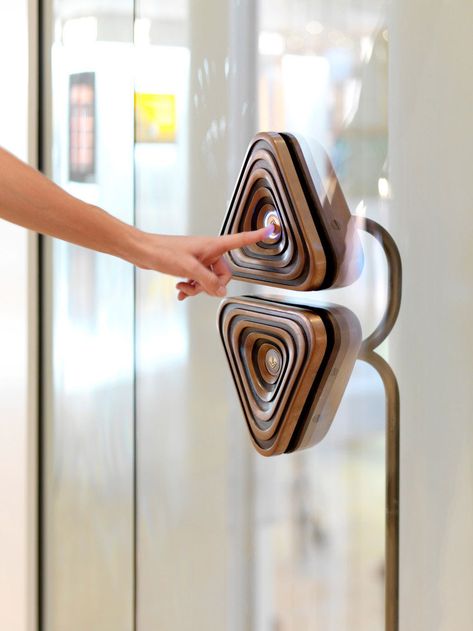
(356, 215, 402, 355)
(355, 214, 402, 631)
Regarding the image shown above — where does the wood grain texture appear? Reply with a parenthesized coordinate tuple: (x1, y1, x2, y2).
(220, 132, 363, 290)
(218, 296, 362, 456)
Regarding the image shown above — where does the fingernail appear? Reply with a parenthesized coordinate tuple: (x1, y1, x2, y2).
(217, 286, 227, 297)
(264, 224, 275, 237)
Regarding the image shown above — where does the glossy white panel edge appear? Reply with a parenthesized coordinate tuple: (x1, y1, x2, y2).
(0, 1, 38, 631)
(391, 2, 473, 629)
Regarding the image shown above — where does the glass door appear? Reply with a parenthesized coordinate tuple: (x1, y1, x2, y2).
(42, 2, 135, 630)
(42, 0, 391, 630)
(134, 1, 389, 630)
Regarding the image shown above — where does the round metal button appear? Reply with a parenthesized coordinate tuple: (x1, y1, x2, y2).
(265, 348, 282, 377)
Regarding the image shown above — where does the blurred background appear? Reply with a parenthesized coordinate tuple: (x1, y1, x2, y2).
(1, 1, 473, 631)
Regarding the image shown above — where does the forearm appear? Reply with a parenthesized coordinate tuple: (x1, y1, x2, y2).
(0, 147, 140, 260)
(0, 147, 272, 299)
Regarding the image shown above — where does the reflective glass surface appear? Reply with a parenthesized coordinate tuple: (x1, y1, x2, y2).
(134, 1, 389, 630)
(43, 2, 135, 630)
(44, 0, 390, 630)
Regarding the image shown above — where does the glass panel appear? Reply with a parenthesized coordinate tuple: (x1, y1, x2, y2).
(134, 2, 257, 629)
(254, 2, 388, 629)
(43, 2, 135, 630)
(135, 1, 388, 631)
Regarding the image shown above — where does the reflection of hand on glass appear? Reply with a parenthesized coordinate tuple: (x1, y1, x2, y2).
(0, 148, 273, 299)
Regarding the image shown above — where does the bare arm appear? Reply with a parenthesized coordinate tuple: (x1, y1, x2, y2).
(0, 148, 272, 298)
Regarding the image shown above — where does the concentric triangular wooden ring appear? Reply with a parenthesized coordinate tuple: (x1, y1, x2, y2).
(218, 296, 362, 456)
(221, 132, 363, 290)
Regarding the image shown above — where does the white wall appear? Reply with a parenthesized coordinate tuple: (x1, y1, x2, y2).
(391, 2, 473, 629)
(0, 1, 37, 631)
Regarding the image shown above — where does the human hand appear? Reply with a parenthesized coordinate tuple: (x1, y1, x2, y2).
(0, 148, 271, 294)
(129, 225, 275, 300)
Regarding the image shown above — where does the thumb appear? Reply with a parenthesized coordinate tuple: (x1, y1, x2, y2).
(214, 225, 275, 256)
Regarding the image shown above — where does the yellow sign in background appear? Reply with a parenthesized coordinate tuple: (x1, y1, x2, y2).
(135, 93, 177, 143)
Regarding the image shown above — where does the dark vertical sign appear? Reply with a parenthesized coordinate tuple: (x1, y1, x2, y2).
(69, 72, 96, 182)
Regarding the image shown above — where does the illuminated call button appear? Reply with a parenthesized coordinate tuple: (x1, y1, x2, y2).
(263, 209, 282, 241)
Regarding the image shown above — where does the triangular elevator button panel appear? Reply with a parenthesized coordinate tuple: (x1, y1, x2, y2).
(220, 132, 363, 291)
(218, 296, 362, 456)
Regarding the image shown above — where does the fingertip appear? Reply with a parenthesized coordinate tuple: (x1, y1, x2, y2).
(240, 225, 275, 247)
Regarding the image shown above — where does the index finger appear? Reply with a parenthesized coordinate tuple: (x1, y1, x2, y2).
(214, 225, 275, 255)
